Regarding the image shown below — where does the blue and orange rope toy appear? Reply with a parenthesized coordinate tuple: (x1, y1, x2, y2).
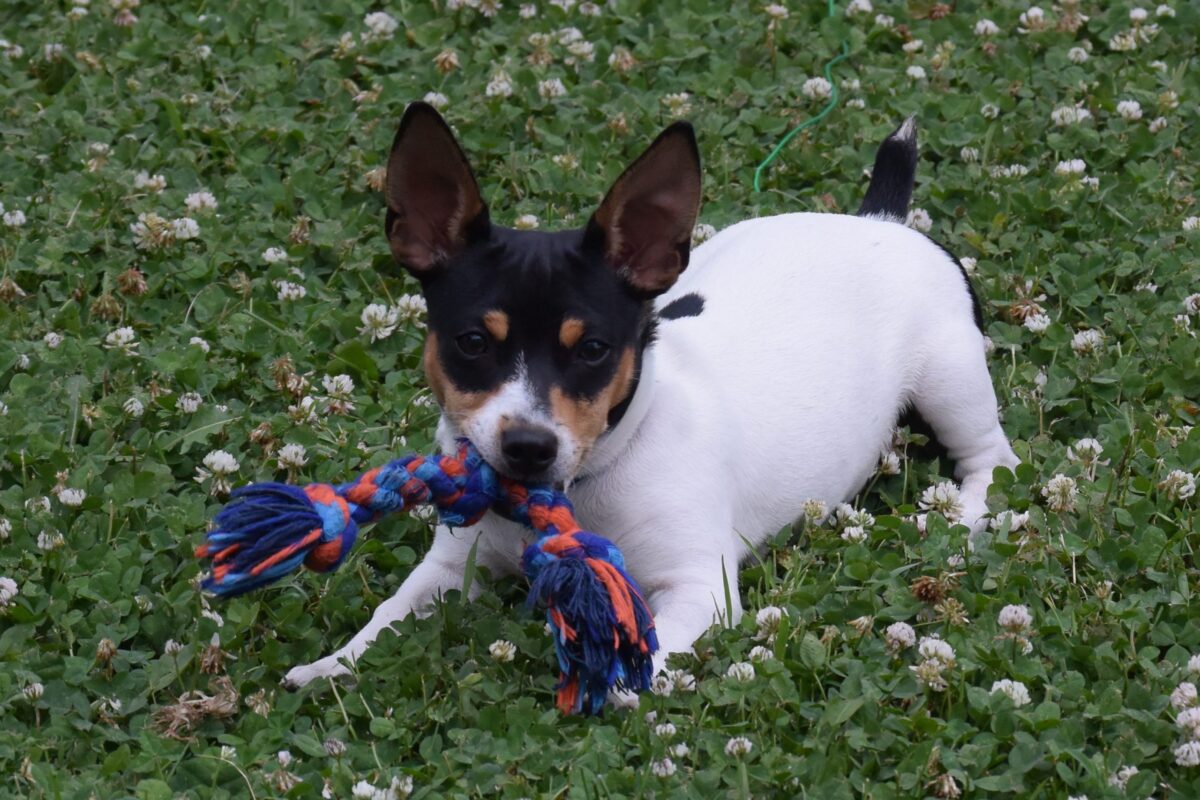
(195, 440, 657, 715)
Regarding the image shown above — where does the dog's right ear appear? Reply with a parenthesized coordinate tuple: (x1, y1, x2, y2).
(384, 102, 489, 275)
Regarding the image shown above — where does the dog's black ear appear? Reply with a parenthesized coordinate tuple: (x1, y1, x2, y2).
(384, 102, 489, 275)
(586, 122, 702, 296)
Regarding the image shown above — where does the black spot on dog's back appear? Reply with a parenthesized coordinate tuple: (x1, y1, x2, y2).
(658, 292, 705, 320)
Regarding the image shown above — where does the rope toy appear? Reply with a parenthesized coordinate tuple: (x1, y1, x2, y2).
(195, 440, 657, 715)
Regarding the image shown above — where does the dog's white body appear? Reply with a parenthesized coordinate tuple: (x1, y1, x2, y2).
(284, 212, 1018, 689)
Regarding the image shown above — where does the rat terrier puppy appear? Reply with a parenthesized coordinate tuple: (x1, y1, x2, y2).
(283, 106, 1018, 697)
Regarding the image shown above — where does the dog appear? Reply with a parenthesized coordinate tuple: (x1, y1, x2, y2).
(282, 104, 1019, 697)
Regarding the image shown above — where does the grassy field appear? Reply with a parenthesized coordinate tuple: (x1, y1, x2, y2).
(2, 0, 1199, 797)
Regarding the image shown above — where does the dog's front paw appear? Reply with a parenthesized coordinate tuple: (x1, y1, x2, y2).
(282, 656, 351, 690)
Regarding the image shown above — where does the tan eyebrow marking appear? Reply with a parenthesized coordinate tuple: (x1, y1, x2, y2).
(483, 310, 509, 342)
(559, 318, 586, 349)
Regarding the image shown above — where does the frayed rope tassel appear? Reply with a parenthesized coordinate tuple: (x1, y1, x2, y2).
(195, 440, 657, 714)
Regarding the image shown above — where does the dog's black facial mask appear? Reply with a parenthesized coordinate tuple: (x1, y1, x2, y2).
(384, 102, 701, 479)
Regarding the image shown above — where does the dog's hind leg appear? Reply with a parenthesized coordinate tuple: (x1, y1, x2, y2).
(909, 320, 1019, 535)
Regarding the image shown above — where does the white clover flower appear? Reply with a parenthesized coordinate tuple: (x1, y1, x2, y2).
(902, 39, 923, 54)
(835, 504, 875, 529)
(1067, 438, 1103, 464)
(1067, 46, 1089, 63)
(1175, 741, 1200, 767)
(669, 742, 690, 759)
(974, 18, 1000, 36)
(59, 488, 86, 507)
(918, 635, 956, 665)
(0, 518, 12, 540)
(906, 208, 932, 232)
(998, 604, 1033, 633)
(905, 65, 926, 81)
(362, 11, 399, 42)
(351, 782, 378, 800)
(185, 190, 218, 214)
(841, 525, 867, 543)
(189, 336, 210, 353)
(654, 722, 677, 738)
(665, 669, 696, 693)
(754, 606, 784, 639)
(1055, 159, 1087, 177)
(846, 97, 866, 109)
(845, 0, 872, 16)
(565, 40, 595, 66)
(885, 622, 916, 651)
(514, 213, 540, 230)
(959, 147, 980, 164)
(37, 529, 65, 551)
(477, 0, 502, 18)
(918, 481, 964, 522)
(130, 212, 173, 251)
(359, 303, 400, 342)
(274, 280, 306, 302)
(164, 639, 183, 656)
(802, 77, 832, 100)
(661, 91, 692, 116)
(486, 70, 514, 98)
(1156, 4, 1174, 16)
(133, 170, 167, 193)
(23, 682, 43, 701)
(650, 757, 676, 777)
(1109, 30, 1139, 51)
(724, 736, 753, 757)
(1116, 99, 1143, 121)
(68, 6, 89, 20)
(1070, 328, 1104, 355)
(203, 450, 238, 474)
(990, 679, 1032, 707)
(488, 639, 517, 662)
(1159, 469, 1196, 501)
(277, 443, 308, 470)
(177, 392, 203, 413)
(171, 216, 199, 240)
(1149, 116, 1168, 133)
(123, 397, 145, 417)
(1176, 707, 1200, 737)
(874, 13, 894, 28)
(579, 1, 600, 15)
(878, 451, 901, 475)
(1017, 6, 1048, 32)
(27, 496, 52, 513)
(802, 498, 828, 524)
(3, 209, 27, 227)
(748, 645, 774, 662)
(538, 78, 567, 99)
(276, 750, 293, 769)
(650, 674, 674, 696)
(1042, 473, 1078, 512)
(104, 326, 138, 354)
(725, 661, 756, 682)
(1185, 217, 1200, 232)
(1129, 7, 1148, 22)
(394, 294, 427, 325)
(0, 576, 18, 607)
(763, 3, 789, 20)
(195, 44, 212, 60)
(1024, 313, 1051, 333)
(1171, 682, 1198, 710)
(691, 223, 717, 246)
(1184, 293, 1200, 314)
(911, 657, 950, 691)
(323, 373, 354, 397)
(981, 103, 1000, 119)
(1050, 105, 1092, 126)
(262, 247, 288, 264)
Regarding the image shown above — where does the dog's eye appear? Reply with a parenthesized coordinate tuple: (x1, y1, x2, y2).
(455, 332, 489, 357)
(576, 339, 611, 365)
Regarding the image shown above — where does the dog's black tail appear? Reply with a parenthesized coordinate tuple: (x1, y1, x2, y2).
(857, 116, 918, 223)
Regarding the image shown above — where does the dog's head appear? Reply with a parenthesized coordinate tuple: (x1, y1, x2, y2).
(384, 103, 701, 482)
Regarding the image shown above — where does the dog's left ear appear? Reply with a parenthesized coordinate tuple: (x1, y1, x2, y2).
(586, 122, 702, 296)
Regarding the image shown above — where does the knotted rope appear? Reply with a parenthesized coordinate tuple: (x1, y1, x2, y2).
(195, 440, 657, 715)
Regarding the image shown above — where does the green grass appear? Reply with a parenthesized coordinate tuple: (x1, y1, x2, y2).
(2, 1, 1199, 798)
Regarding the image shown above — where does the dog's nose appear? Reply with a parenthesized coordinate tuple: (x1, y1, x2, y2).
(500, 425, 559, 476)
